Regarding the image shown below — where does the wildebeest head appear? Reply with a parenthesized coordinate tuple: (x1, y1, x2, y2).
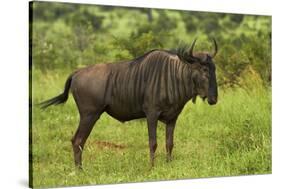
(178, 38, 218, 105)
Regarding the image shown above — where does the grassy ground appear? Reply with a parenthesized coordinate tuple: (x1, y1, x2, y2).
(30, 69, 271, 188)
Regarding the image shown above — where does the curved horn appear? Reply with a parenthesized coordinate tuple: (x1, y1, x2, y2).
(211, 38, 218, 58)
(188, 38, 197, 57)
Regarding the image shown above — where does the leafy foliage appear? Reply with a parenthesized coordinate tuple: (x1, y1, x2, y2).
(31, 2, 271, 88)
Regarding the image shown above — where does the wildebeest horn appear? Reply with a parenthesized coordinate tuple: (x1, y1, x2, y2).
(211, 38, 218, 58)
(188, 38, 197, 57)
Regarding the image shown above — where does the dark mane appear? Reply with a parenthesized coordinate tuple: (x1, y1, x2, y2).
(129, 45, 190, 65)
(130, 49, 159, 64)
(171, 44, 190, 63)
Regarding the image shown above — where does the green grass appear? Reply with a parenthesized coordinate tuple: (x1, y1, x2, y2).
(31, 69, 271, 188)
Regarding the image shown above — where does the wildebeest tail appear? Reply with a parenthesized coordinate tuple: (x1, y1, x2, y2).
(40, 74, 73, 109)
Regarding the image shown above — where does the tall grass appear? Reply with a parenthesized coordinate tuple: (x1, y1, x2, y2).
(31, 69, 271, 188)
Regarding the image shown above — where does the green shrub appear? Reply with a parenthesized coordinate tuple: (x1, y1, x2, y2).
(31, 1, 271, 88)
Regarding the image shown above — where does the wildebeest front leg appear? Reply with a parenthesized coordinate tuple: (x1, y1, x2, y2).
(146, 112, 159, 167)
(166, 119, 176, 162)
(71, 112, 101, 169)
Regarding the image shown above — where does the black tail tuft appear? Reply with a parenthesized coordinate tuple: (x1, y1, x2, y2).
(40, 75, 73, 109)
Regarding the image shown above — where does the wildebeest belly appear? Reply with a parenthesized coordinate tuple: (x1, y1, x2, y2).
(105, 103, 145, 122)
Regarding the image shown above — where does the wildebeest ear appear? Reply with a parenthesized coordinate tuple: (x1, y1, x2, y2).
(176, 39, 199, 64)
(184, 38, 198, 64)
(192, 95, 197, 104)
(183, 52, 198, 64)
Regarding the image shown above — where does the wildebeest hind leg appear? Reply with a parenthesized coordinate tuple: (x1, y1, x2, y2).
(166, 119, 176, 162)
(71, 110, 102, 169)
(146, 112, 159, 167)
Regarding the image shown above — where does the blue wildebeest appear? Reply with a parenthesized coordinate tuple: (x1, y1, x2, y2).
(41, 38, 218, 168)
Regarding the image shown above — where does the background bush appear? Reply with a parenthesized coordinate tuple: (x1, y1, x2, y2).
(31, 2, 271, 89)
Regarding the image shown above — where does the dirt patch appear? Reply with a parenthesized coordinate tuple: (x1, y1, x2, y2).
(94, 141, 126, 150)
